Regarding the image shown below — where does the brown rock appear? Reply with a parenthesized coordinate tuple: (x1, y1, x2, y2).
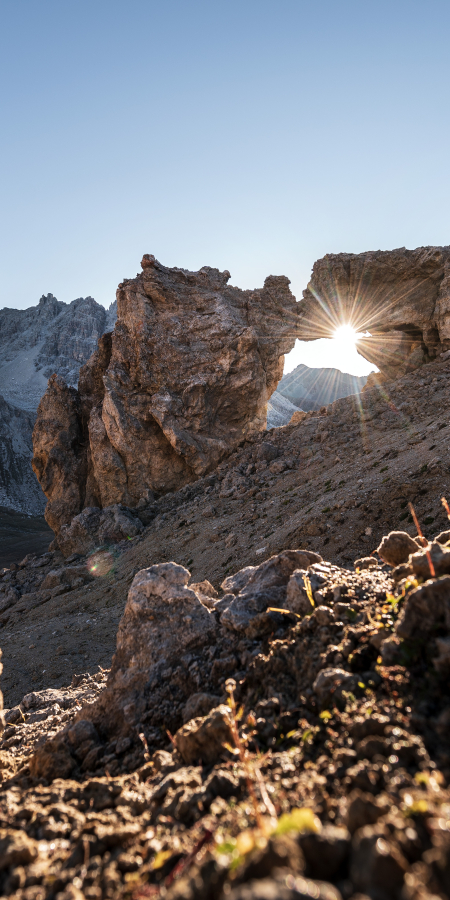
(409, 540, 450, 579)
(289, 409, 307, 426)
(350, 825, 407, 899)
(77, 562, 217, 739)
(182, 692, 222, 723)
(174, 704, 234, 765)
(31, 375, 87, 534)
(396, 576, 450, 642)
(57, 504, 143, 557)
(298, 246, 450, 380)
(220, 549, 322, 635)
(377, 531, 420, 566)
(32, 257, 299, 534)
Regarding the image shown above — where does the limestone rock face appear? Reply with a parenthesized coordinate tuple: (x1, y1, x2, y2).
(33, 256, 298, 534)
(298, 246, 450, 379)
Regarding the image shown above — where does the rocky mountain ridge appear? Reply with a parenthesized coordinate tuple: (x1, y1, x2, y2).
(0, 293, 116, 411)
(0, 246, 449, 900)
(0, 350, 448, 899)
(278, 364, 367, 412)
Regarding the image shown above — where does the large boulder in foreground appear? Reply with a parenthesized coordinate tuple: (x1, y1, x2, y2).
(298, 245, 450, 380)
(32, 256, 299, 534)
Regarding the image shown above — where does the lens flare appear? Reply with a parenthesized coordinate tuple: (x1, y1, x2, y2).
(87, 550, 115, 578)
(333, 324, 358, 346)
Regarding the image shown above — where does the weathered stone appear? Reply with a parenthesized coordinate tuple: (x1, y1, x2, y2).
(409, 540, 450, 579)
(350, 825, 407, 898)
(396, 576, 450, 641)
(182, 692, 222, 724)
(57, 504, 143, 557)
(31, 375, 87, 534)
(77, 562, 217, 738)
(174, 704, 234, 765)
(32, 256, 299, 534)
(312, 667, 355, 707)
(298, 825, 350, 880)
(377, 530, 420, 566)
(220, 550, 322, 635)
(285, 569, 317, 615)
(298, 245, 450, 380)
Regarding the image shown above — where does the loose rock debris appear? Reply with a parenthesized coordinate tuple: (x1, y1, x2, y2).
(0, 528, 449, 900)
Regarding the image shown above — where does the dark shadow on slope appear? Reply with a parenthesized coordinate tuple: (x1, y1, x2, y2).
(0, 506, 53, 567)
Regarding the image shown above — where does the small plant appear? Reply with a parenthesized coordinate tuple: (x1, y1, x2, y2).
(224, 679, 276, 829)
(380, 465, 389, 472)
(408, 502, 435, 578)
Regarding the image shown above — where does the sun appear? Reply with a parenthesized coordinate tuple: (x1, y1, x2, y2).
(333, 324, 358, 347)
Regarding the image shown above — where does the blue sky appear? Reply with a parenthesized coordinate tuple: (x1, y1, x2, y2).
(1, 0, 449, 375)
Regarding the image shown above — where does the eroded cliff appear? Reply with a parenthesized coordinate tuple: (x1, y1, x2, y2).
(32, 256, 299, 534)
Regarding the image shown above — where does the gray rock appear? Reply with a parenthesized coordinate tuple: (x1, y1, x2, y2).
(266, 391, 301, 429)
(0, 293, 117, 517)
(71, 562, 217, 739)
(221, 551, 322, 635)
(182, 692, 222, 723)
(377, 531, 420, 566)
(0, 394, 46, 515)
(57, 504, 143, 557)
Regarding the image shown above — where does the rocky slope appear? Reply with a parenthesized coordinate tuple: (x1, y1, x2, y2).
(0, 252, 449, 900)
(278, 365, 367, 412)
(2, 351, 449, 701)
(0, 352, 448, 898)
(0, 507, 53, 569)
(299, 245, 450, 380)
(32, 256, 299, 534)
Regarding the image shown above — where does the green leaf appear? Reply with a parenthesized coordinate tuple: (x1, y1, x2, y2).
(273, 808, 320, 836)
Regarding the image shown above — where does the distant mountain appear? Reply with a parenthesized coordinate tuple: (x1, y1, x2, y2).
(267, 390, 301, 428)
(0, 293, 116, 411)
(0, 293, 117, 516)
(278, 363, 367, 411)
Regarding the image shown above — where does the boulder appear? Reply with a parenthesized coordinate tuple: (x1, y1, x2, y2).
(376, 531, 420, 566)
(57, 504, 143, 557)
(220, 550, 322, 636)
(32, 256, 299, 534)
(75, 562, 217, 738)
(396, 576, 450, 643)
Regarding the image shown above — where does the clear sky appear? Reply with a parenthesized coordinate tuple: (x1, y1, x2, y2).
(1, 0, 449, 376)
